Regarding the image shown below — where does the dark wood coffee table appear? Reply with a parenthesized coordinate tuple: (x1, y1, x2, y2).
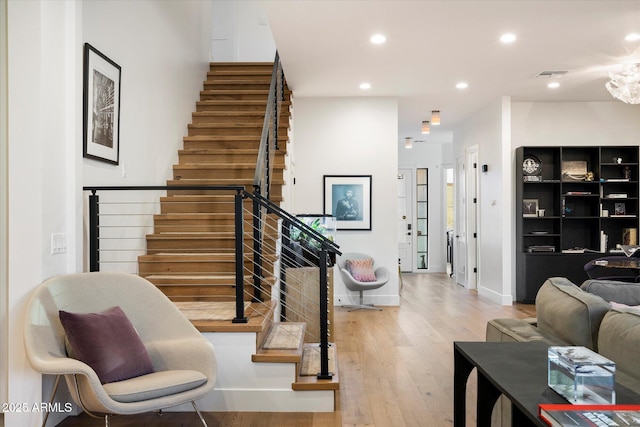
(453, 341, 640, 427)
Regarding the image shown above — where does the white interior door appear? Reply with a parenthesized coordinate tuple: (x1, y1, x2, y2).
(455, 156, 467, 286)
(397, 169, 413, 272)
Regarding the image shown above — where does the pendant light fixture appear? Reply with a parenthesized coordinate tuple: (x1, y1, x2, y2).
(404, 137, 413, 149)
(421, 120, 430, 134)
(431, 110, 441, 125)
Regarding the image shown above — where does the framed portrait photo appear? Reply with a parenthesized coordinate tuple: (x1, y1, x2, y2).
(83, 43, 121, 164)
(323, 175, 372, 231)
(523, 199, 539, 217)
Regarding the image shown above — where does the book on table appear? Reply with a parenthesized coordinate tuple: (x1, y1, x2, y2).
(539, 404, 640, 426)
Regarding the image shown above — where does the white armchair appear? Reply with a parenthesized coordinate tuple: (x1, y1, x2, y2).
(24, 272, 216, 427)
(338, 252, 390, 311)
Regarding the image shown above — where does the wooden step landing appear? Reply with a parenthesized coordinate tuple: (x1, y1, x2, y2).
(252, 322, 306, 363)
(293, 343, 340, 391)
(190, 299, 276, 333)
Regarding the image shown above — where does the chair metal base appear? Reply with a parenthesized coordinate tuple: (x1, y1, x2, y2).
(344, 291, 383, 311)
(344, 303, 382, 312)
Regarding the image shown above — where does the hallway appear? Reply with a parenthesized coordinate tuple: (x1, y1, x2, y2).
(57, 273, 536, 427)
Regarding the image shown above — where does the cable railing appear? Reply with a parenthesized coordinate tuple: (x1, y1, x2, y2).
(83, 186, 341, 379)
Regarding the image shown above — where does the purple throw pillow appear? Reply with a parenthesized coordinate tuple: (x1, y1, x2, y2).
(59, 306, 154, 384)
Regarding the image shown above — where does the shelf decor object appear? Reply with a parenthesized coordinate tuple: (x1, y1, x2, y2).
(548, 346, 615, 404)
(522, 154, 543, 182)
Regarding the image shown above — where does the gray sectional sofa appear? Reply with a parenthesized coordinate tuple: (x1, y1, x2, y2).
(486, 276, 640, 426)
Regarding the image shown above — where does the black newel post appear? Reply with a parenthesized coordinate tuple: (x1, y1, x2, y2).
(89, 192, 100, 272)
(317, 248, 333, 379)
(233, 190, 248, 323)
(252, 192, 263, 303)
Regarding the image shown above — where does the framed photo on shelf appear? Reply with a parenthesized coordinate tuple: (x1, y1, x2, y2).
(615, 202, 626, 216)
(523, 199, 539, 217)
(83, 43, 122, 165)
(323, 175, 372, 231)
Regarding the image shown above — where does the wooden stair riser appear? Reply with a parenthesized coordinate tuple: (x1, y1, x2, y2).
(209, 62, 274, 73)
(158, 197, 283, 214)
(153, 214, 280, 233)
(187, 124, 289, 137)
(191, 113, 290, 126)
(206, 71, 272, 82)
(173, 166, 285, 181)
(199, 90, 288, 102)
(196, 100, 291, 113)
(145, 234, 279, 253)
(165, 182, 283, 198)
(178, 150, 286, 164)
(159, 285, 273, 303)
(203, 81, 271, 91)
(182, 137, 288, 151)
(139, 258, 257, 276)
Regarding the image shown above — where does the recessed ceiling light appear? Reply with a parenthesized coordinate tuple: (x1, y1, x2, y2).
(370, 34, 386, 44)
(500, 33, 517, 44)
(456, 82, 469, 89)
(359, 82, 371, 90)
(548, 82, 560, 89)
(625, 33, 640, 42)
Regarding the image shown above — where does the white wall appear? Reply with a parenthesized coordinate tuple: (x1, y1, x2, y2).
(511, 102, 640, 147)
(211, 0, 276, 62)
(5, 1, 211, 425)
(291, 97, 400, 306)
(454, 97, 511, 304)
(453, 99, 640, 305)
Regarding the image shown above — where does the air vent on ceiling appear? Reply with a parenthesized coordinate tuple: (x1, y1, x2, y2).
(536, 70, 568, 79)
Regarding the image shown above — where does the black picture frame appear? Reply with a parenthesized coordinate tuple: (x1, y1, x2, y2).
(83, 43, 121, 164)
(323, 175, 372, 230)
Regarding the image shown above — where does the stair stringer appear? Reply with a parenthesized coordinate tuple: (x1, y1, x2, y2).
(167, 331, 335, 412)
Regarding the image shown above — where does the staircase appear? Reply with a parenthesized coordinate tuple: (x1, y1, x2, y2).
(138, 62, 290, 303)
(132, 61, 339, 412)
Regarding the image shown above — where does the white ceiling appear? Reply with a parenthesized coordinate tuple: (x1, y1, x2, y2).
(263, 0, 640, 144)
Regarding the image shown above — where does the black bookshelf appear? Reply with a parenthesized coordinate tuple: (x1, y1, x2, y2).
(515, 146, 639, 302)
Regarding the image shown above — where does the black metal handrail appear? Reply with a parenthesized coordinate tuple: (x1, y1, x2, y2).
(84, 185, 341, 379)
(253, 51, 285, 200)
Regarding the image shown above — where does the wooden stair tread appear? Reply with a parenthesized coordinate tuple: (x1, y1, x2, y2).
(174, 163, 285, 169)
(292, 343, 340, 391)
(204, 79, 271, 84)
(191, 299, 276, 333)
(183, 135, 288, 141)
(167, 178, 285, 185)
(252, 322, 306, 363)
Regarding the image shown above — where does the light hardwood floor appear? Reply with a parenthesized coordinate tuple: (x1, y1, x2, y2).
(56, 273, 536, 427)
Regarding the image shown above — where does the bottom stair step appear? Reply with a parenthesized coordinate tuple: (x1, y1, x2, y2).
(252, 322, 306, 363)
(293, 343, 340, 391)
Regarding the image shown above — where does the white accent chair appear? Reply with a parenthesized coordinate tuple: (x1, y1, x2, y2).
(338, 252, 390, 311)
(24, 272, 216, 427)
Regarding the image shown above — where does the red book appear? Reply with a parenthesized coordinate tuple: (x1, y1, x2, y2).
(539, 404, 640, 426)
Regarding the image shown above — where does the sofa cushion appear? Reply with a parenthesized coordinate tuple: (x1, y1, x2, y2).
(598, 308, 640, 390)
(535, 277, 610, 351)
(486, 318, 569, 345)
(581, 279, 640, 305)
